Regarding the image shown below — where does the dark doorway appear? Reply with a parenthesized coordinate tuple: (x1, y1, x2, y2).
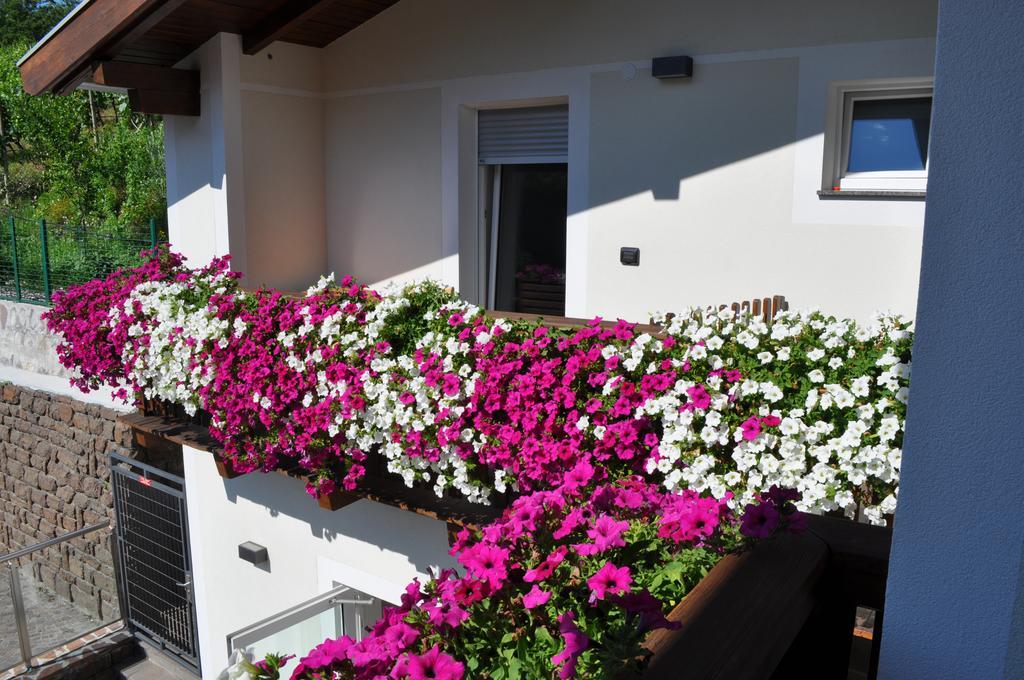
(487, 163, 567, 314)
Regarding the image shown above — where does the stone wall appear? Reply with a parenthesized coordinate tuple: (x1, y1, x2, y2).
(0, 383, 133, 620)
(0, 300, 67, 378)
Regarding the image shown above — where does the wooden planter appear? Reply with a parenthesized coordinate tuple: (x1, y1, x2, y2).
(637, 514, 891, 679)
(122, 408, 507, 531)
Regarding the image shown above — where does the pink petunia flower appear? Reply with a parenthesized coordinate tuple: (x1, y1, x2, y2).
(687, 384, 711, 410)
(406, 646, 464, 680)
(740, 416, 762, 441)
(586, 515, 630, 552)
(586, 562, 632, 601)
(523, 585, 551, 609)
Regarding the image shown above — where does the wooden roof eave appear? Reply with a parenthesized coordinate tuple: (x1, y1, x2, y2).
(19, 0, 185, 96)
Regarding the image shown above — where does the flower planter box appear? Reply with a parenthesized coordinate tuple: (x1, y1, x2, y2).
(638, 514, 891, 680)
(636, 529, 828, 679)
(121, 409, 507, 531)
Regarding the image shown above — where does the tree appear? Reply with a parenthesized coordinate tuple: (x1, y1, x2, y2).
(0, 1, 78, 45)
(0, 38, 166, 226)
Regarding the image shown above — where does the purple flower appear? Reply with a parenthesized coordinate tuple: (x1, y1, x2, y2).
(550, 612, 590, 679)
(740, 502, 780, 538)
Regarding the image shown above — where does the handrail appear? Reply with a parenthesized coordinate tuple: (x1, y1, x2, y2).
(0, 521, 110, 563)
(226, 584, 376, 656)
(3, 520, 113, 673)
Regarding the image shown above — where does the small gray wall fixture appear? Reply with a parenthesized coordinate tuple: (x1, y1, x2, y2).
(879, 1, 1024, 678)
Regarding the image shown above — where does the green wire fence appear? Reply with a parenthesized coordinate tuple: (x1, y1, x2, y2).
(0, 216, 167, 305)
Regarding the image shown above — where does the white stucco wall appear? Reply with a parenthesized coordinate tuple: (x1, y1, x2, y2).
(879, 1, 1024, 677)
(165, 0, 938, 321)
(238, 44, 327, 291)
(166, 33, 248, 276)
(314, 0, 937, 320)
(182, 446, 456, 678)
(166, 39, 328, 291)
(324, 88, 445, 288)
(0, 299, 128, 409)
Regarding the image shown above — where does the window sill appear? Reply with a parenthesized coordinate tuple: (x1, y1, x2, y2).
(817, 189, 926, 200)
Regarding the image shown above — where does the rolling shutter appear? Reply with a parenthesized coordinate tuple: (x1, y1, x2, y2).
(478, 105, 569, 165)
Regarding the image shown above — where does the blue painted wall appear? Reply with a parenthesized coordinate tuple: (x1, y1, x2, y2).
(879, 1, 1024, 678)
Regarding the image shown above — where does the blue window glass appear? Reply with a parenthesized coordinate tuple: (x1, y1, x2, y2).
(846, 97, 932, 172)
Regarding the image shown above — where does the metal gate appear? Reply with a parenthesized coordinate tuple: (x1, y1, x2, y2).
(110, 453, 200, 672)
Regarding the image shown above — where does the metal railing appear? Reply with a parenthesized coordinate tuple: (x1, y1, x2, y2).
(226, 584, 378, 664)
(0, 216, 166, 305)
(1, 522, 119, 674)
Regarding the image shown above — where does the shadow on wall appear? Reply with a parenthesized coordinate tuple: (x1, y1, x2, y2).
(218, 469, 451, 577)
(168, 32, 937, 291)
(588, 59, 800, 202)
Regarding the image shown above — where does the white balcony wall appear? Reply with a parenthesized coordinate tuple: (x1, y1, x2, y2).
(164, 1, 938, 318)
(182, 447, 456, 679)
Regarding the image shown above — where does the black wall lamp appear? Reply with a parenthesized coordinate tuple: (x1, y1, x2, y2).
(652, 55, 693, 79)
(238, 541, 269, 565)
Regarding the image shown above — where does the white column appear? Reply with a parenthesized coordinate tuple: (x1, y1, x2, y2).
(164, 33, 247, 273)
(879, 2, 1024, 678)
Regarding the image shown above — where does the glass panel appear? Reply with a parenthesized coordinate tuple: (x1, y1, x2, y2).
(493, 163, 567, 315)
(240, 603, 345, 662)
(0, 570, 24, 673)
(847, 97, 932, 172)
(18, 546, 119, 662)
(231, 587, 386, 663)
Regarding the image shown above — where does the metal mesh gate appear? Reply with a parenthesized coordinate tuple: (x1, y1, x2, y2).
(110, 454, 200, 672)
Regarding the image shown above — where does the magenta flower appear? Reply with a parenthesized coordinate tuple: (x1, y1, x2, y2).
(550, 612, 590, 679)
(406, 646, 464, 680)
(586, 514, 630, 552)
(459, 543, 509, 590)
(523, 585, 551, 609)
(383, 622, 419, 650)
(586, 562, 632, 601)
(687, 384, 711, 410)
(740, 416, 761, 441)
(611, 590, 680, 633)
(524, 546, 568, 583)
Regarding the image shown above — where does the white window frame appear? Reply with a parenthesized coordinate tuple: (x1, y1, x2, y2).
(822, 77, 934, 194)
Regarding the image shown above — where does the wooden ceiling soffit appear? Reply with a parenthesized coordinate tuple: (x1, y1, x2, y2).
(242, 0, 332, 55)
(92, 61, 200, 116)
(20, 0, 189, 97)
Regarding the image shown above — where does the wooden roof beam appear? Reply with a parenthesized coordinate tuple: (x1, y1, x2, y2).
(92, 61, 200, 116)
(19, 0, 190, 96)
(242, 0, 332, 55)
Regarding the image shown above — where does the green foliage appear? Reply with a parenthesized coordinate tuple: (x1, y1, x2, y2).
(0, 35, 167, 226)
(0, 1, 77, 45)
(0, 2, 168, 299)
